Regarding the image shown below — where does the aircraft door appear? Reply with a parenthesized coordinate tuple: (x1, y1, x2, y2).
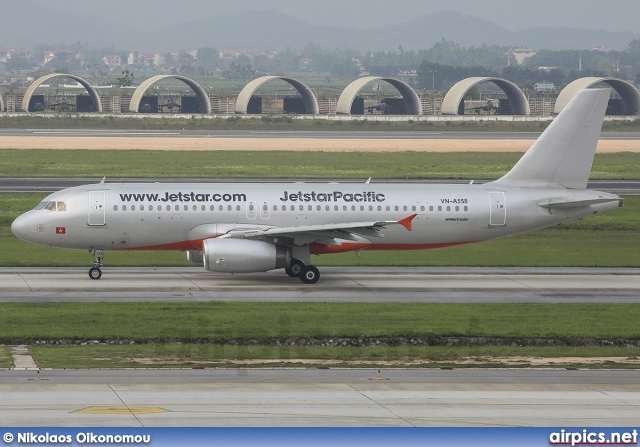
(489, 192, 506, 226)
(246, 201, 257, 219)
(88, 191, 106, 226)
(260, 201, 270, 219)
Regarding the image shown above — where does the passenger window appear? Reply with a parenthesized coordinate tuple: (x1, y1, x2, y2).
(308, 205, 312, 211)
(184, 205, 188, 211)
(464, 206, 468, 212)
(227, 205, 232, 211)
(149, 205, 153, 211)
(394, 206, 399, 211)
(446, 206, 451, 211)
(386, 206, 390, 211)
(131, 205, 136, 211)
(123, 205, 127, 211)
(412, 206, 416, 211)
(420, 206, 425, 211)
(317, 205, 321, 211)
(166, 205, 170, 211)
(140, 205, 144, 211)
(351, 206, 355, 211)
(45, 201, 57, 211)
(403, 206, 407, 211)
(113, 205, 118, 211)
(273, 205, 277, 211)
(210, 205, 214, 211)
(219, 205, 223, 211)
(377, 206, 381, 211)
(455, 206, 459, 211)
(236, 205, 240, 211)
(290, 205, 295, 211)
(175, 205, 179, 211)
(326, 205, 330, 211)
(438, 206, 442, 211)
(429, 206, 434, 211)
(368, 205, 373, 211)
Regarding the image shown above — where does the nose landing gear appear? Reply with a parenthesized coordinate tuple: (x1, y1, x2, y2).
(88, 249, 104, 280)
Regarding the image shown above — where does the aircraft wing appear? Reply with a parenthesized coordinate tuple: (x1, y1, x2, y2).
(218, 214, 417, 246)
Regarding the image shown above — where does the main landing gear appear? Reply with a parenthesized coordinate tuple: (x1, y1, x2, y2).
(88, 249, 104, 280)
(285, 258, 320, 284)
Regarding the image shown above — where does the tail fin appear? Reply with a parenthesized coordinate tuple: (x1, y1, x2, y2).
(492, 88, 610, 189)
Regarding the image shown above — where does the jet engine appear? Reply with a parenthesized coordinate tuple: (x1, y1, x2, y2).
(202, 238, 288, 273)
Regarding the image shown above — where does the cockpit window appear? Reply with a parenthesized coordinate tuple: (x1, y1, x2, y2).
(37, 201, 67, 212)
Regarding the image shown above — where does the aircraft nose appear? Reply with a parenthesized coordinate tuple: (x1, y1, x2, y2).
(11, 213, 30, 241)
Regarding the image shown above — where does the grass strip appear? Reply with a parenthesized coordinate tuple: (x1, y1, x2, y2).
(1, 150, 640, 179)
(30, 344, 640, 369)
(0, 346, 12, 368)
(0, 114, 639, 133)
(2, 303, 640, 341)
(2, 195, 638, 268)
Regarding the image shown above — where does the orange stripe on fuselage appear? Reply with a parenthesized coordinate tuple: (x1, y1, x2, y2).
(119, 239, 480, 252)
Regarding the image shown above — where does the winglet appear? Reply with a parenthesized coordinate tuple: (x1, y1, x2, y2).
(398, 214, 417, 231)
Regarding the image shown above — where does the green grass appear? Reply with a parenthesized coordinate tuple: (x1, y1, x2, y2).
(1, 194, 638, 268)
(1, 150, 640, 179)
(0, 114, 639, 133)
(0, 346, 11, 368)
(29, 344, 640, 369)
(2, 303, 640, 341)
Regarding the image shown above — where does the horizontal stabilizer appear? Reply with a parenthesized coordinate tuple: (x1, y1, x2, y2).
(539, 197, 622, 209)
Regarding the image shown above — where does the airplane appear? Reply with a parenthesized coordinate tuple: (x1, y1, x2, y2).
(159, 96, 181, 113)
(11, 89, 622, 284)
(48, 95, 76, 111)
(466, 99, 497, 115)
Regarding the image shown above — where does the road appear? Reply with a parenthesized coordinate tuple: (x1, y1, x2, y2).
(1, 267, 639, 302)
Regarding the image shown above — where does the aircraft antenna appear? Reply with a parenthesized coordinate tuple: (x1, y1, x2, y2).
(100, 177, 106, 184)
(365, 177, 371, 184)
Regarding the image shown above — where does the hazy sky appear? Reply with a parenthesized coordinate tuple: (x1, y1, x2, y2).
(34, 0, 640, 32)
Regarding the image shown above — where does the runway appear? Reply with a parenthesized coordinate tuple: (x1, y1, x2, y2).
(1, 369, 639, 426)
(1, 267, 639, 302)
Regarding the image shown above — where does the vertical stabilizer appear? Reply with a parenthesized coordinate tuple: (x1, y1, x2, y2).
(493, 88, 610, 189)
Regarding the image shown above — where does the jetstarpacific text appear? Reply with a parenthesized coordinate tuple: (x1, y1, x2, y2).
(279, 191, 385, 203)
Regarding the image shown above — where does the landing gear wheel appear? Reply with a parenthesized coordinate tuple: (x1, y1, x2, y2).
(299, 265, 320, 284)
(285, 258, 304, 277)
(88, 267, 102, 280)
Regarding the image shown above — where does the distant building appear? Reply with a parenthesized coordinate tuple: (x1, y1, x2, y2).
(534, 82, 555, 93)
(43, 49, 73, 65)
(593, 44, 612, 53)
(102, 54, 122, 70)
(511, 48, 536, 65)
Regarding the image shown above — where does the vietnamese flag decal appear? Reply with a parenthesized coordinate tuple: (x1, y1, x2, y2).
(56, 227, 66, 234)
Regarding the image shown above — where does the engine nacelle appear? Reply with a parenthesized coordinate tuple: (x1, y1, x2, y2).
(185, 250, 204, 264)
(202, 238, 288, 273)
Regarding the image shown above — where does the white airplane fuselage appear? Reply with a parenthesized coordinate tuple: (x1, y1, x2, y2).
(12, 182, 619, 252)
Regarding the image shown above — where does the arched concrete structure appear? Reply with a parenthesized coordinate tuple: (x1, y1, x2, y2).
(21, 73, 102, 112)
(336, 76, 422, 115)
(554, 77, 640, 115)
(235, 76, 319, 114)
(129, 75, 212, 114)
(442, 77, 529, 115)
